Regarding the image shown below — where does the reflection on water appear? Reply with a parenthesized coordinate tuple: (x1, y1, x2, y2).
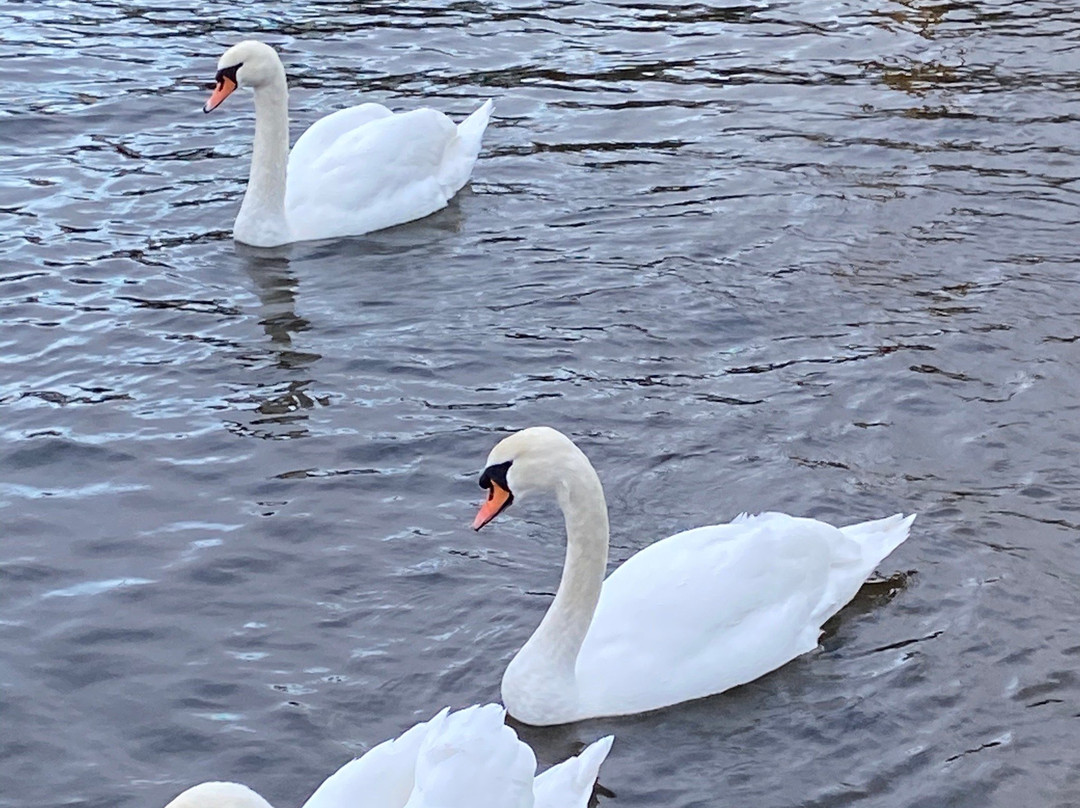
(3, 1, 1080, 807)
(234, 250, 325, 439)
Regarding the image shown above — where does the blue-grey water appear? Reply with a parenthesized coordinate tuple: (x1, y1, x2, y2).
(3, 1, 1080, 806)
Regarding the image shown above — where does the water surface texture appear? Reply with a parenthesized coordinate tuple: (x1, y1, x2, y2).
(3, 1, 1080, 806)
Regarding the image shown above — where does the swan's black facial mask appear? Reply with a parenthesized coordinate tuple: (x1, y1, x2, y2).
(473, 460, 514, 530)
(215, 63, 242, 88)
(204, 62, 243, 113)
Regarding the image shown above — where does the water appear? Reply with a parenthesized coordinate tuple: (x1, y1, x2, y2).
(3, 1, 1080, 805)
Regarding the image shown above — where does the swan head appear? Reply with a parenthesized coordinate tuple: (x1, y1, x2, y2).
(473, 427, 588, 530)
(204, 40, 285, 113)
(162, 782, 273, 808)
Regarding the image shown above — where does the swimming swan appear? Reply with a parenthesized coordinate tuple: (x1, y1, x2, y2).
(473, 426, 915, 726)
(162, 704, 612, 808)
(203, 40, 493, 247)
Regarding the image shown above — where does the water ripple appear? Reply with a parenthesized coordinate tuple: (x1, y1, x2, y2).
(3, 1, 1080, 807)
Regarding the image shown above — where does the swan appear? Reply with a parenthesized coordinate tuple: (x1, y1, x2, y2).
(162, 704, 612, 808)
(473, 426, 915, 726)
(202, 40, 493, 247)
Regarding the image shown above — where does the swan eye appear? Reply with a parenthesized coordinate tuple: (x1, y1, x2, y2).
(478, 460, 512, 492)
(214, 62, 243, 89)
(204, 62, 244, 113)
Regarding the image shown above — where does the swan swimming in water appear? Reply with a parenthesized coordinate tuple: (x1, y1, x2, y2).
(203, 40, 492, 247)
(162, 704, 612, 808)
(474, 426, 915, 726)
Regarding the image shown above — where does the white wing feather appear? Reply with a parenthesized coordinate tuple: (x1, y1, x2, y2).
(298, 704, 611, 808)
(301, 709, 441, 808)
(284, 101, 492, 242)
(404, 705, 535, 808)
(575, 513, 837, 717)
(289, 103, 394, 171)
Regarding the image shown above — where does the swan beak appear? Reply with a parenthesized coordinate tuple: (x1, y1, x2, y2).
(473, 482, 512, 531)
(203, 77, 237, 113)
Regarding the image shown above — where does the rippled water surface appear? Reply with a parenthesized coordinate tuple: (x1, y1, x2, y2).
(4, 1, 1080, 806)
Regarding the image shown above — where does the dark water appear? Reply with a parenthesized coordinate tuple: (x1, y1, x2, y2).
(3, 1, 1080, 806)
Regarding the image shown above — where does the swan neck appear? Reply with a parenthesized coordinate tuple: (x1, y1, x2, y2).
(242, 80, 289, 222)
(526, 461, 609, 677)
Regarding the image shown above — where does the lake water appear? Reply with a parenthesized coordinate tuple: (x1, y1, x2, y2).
(3, 1, 1080, 806)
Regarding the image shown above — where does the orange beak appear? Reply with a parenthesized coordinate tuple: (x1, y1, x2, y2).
(473, 482, 512, 530)
(204, 76, 237, 113)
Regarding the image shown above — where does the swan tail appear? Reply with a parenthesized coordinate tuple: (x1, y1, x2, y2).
(533, 735, 614, 808)
(438, 99, 494, 195)
(840, 512, 915, 569)
(808, 513, 914, 627)
(457, 98, 494, 157)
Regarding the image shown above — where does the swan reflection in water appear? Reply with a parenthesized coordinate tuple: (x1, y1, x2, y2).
(227, 246, 324, 441)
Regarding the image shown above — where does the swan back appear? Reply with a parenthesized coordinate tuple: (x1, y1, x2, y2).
(287, 104, 394, 173)
(569, 511, 914, 721)
(284, 108, 458, 242)
(572, 514, 836, 719)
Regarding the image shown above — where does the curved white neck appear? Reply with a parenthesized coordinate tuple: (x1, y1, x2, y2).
(516, 459, 609, 683)
(235, 79, 290, 244)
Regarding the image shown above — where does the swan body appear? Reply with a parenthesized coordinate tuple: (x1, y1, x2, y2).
(162, 704, 612, 808)
(204, 41, 493, 247)
(473, 427, 915, 726)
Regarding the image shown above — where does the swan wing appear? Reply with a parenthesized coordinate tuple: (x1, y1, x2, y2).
(285, 102, 491, 241)
(301, 705, 540, 808)
(300, 709, 443, 808)
(574, 513, 840, 717)
(288, 103, 394, 172)
(403, 704, 536, 808)
(532, 735, 613, 808)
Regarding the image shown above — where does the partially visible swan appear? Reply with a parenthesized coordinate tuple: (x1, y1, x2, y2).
(203, 40, 493, 247)
(473, 426, 915, 726)
(162, 704, 612, 808)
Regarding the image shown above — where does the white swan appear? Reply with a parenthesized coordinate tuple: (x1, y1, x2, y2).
(473, 426, 915, 726)
(203, 40, 493, 247)
(162, 704, 612, 808)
